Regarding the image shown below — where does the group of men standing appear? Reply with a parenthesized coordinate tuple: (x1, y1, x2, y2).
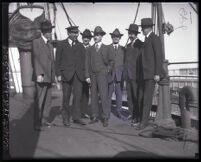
(31, 17, 164, 131)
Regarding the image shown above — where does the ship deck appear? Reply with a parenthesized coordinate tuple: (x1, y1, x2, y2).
(8, 88, 198, 159)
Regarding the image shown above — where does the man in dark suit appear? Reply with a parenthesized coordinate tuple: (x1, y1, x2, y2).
(55, 26, 86, 127)
(80, 29, 93, 119)
(108, 28, 125, 119)
(124, 24, 143, 125)
(85, 26, 114, 127)
(136, 18, 163, 130)
(32, 20, 55, 131)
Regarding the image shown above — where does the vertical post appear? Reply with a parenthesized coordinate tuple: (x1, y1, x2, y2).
(153, 3, 176, 127)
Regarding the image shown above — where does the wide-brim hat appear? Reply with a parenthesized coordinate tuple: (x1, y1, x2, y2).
(140, 18, 155, 28)
(65, 26, 79, 33)
(80, 29, 93, 38)
(126, 24, 140, 34)
(40, 20, 55, 30)
(93, 26, 106, 36)
(110, 28, 123, 37)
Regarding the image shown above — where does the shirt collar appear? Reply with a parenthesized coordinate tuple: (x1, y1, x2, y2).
(146, 31, 152, 38)
(95, 41, 102, 48)
(84, 44, 90, 48)
(131, 38, 138, 46)
(113, 43, 119, 48)
(68, 38, 73, 45)
(41, 34, 48, 44)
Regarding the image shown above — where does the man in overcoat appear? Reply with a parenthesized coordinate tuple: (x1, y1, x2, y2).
(124, 24, 143, 125)
(136, 18, 163, 130)
(32, 20, 55, 131)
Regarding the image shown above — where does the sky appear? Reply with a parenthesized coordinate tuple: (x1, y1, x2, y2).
(9, 2, 198, 69)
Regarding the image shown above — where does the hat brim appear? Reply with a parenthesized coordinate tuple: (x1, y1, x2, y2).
(40, 26, 55, 30)
(80, 33, 93, 38)
(139, 24, 155, 28)
(126, 29, 140, 33)
(110, 33, 123, 37)
(94, 32, 106, 36)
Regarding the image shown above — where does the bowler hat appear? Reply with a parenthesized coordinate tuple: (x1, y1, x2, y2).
(93, 26, 106, 36)
(126, 24, 140, 34)
(80, 29, 93, 38)
(110, 28, 123, 37)
(40, 20, 55, 30)
(65, 26, 79, 33)
(140, 18, 155, 28)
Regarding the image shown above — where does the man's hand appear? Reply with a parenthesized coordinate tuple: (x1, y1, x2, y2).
(86, 78, 91, 84)
(37, 75, 44, 83)
(57, 76, 62, 82)
(154, 75, 160, 82)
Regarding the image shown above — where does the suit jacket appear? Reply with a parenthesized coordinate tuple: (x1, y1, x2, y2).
(124, 39, 143, 80)
(85, 43, 114, 79)
(32, 37, 55, 83)
(107, 44, 124, 82)
(142, 32, 163, 79)
(55, 39, 86, 82)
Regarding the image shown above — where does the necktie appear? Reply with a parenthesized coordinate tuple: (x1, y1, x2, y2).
(114, 45, 118, 51)
(95, 44, 99, 52)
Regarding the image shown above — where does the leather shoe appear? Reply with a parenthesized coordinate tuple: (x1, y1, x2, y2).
(81, 113, 90, 119)
(135, 123, 147, 130)
(34, 125, 45, 131)
(103, 119, 109, 127)
(73, 119, 86, 125)
(63, 119, 70, 127)
(89, 117, 99, 124)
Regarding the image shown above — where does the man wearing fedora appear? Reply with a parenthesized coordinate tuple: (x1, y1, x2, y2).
(85, 26, 114, 127)
(124, 23, 143, 126)
(32, 20, 55, 131)
(136, 18, 163, 130)
(108, 28, 125, 120)
(80, 29, 93, 119)
(55, 25, 86, 127)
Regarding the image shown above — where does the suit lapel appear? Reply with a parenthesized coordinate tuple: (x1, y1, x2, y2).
(39, 37, 52, 60)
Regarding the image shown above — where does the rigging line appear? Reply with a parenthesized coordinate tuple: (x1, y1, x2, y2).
(188, 2, 197, 14)
(60, 2, 73, 26)
(47, 3, 51, 21)
(53, 3, 58, 40)
(125, 2, 140, 47)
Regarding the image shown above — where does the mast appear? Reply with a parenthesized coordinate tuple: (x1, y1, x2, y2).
(152, 2, 175, 127)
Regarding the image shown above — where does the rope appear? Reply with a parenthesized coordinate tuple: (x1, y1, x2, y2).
(60, 3, 73, 26)
(188, 2, 197, 14)
(125, 2, 140, 47)
(53, 3, 58, 40)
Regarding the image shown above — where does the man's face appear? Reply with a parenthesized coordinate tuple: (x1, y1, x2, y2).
(82, 37, 91, 46)
(43, 30, 52, 40)
(128, 31, 137, 42)
(94, 34, 103, 43)
(142, 27, 151, 36)
(68, 31, 79, 41)
(112, 36, 121, 44)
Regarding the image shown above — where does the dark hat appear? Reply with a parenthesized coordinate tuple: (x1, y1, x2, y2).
(80, 29, 93, 38)
(65, 26, 79, 33)
(40, 20, 55, 30)
(93, 26, 106, 36)
(110, 28, 123, 37)
(126, 24, 140, 33)
(140, 18, 155, 28)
